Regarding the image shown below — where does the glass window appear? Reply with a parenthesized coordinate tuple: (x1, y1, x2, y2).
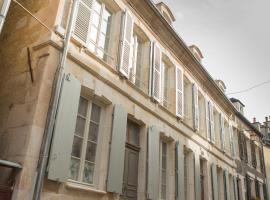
(70, 97, 102, 185)
(126, 120, 140, 147)
(160, 142, 167, 200)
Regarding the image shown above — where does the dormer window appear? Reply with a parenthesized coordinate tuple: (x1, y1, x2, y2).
(155, 2, 176, 25)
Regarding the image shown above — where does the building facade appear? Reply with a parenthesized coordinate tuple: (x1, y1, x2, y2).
(0, 0, 267, 200)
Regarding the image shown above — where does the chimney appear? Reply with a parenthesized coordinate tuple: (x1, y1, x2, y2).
(253, 117, 257, 123)
(266, 117, 269, 122)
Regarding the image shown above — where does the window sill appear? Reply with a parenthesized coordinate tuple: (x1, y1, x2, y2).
(65, 181, 107, 195)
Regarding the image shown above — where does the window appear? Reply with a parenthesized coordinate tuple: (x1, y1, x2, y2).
(160, 142, 167, 200)
(161, 61, 170, 108)
(70, 97, 102, 184)
(74, 0, 112, 60)
(251, 141, 257, 168)
(206, 101, 215, 142)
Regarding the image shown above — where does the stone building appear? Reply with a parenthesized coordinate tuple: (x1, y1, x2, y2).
(0, 0, 268, 200)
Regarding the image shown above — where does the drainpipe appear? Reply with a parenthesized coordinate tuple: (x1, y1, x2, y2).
(0, 0, 12, 34)
(32, 0, 78, 199)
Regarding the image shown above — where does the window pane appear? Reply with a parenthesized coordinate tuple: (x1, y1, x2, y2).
(162, 142, 167, 155)
(92, 12, 100, 27)
(91, 103, 101, 122)
(88, 122, 99, 142)
(89, 26, 98, 43)
(103, 8, 111, 21)
(78, 97, 88, 117)
(85, 141, 97, 162)
(100, 20, 108, 34)
(98, 33, 106, 49)
(70, 158, 80, 180)
(83, 161, 95, 184)
(75, 116, 86, 137)
(93, 0, 101, 13)
(71, 136, 83, 158)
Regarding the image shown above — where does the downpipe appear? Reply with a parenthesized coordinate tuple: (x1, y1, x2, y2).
(32, 0, 78, 199)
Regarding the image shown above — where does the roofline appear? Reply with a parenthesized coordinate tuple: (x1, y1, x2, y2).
(145, 0, 262, 137)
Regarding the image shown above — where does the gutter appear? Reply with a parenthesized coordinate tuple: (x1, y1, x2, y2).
(145, 0, 262, 137)
(32, 0, 79, 199)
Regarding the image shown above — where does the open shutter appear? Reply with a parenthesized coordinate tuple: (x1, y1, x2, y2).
(209, 102, 215, 143)
(73, 0, 93, 44)
(147, 126, 160, 200)
(194, 153, 201, 200)
(151, 42, 162, 102)
(220, 114, 225, 151)
(175, 141, 185, 200)
(205, 101, 210, 140)
(176, 67, 183, 117)
(211, 163, 218, 200)
(224, 170, 230, 200)
(192, 83, 199, 130)
(107, 105, 127, 194)
(229, 124, 235, 158)
(0, 0, 11, 33)
(233, 177, 239, 200)
(119, 10, 134, 78)
(47, 74, 81, 182)
(148, 41, 154, 96)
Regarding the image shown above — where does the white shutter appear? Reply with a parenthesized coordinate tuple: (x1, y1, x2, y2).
(209, 102, 215, 143)
(229, 124, 235, 158)
(205, 100, 210, 140)
(73, 0, 93, 44)
(152, 43, 162, 102)
(192, 84, 199, 130)
(220, 114, 225, 151)
(176, 67, 183, 117)
(119, 9, 134, 78)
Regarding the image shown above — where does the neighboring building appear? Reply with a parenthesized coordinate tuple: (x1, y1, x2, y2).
(0, 0, 267, 200)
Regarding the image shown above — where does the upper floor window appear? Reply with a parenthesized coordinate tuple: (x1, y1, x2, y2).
(74, 0, 113, 60)
(70, 97, 102, 185)
(161, 60, 170, 108)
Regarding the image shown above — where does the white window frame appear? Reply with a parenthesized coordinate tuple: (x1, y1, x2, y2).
(69, 97, 104, 186)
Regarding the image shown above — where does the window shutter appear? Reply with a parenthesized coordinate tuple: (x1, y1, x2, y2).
(148, 41, 154, 96)
(224, 170, 230, 200)
(119, 9, 134, 78)
(73, 0, 93, 44)
(0, 0, 11, 33)
(194, 153, 201, 200)
(211, 163, 218, 200)
(147, 126, 160, 200)
(229, 124, 235, 158)
(107, 104, 127, 194)
(176, 67, 183, 117)
(192, 84, 199, 130)
(47, 74, 81, 182)
(220, 114, 225, 151)
(209, 102, 215, 143)
(151, 43, 162, 102)
(233, 177, 239, 200)
(205, 101, 210, 140)
(175, 141, 185, 200)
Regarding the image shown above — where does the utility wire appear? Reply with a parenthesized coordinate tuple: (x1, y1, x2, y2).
(227, 79, 270, 95)
(12, 0, 54, 33)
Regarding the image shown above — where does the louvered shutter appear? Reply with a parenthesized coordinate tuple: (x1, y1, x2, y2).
(233, 177, 239, 200)
(107, 105, 127, 194)
(152, 43, 162, 102)
(205, 101, 210, 140)
(224, 170, 230, 200)
(148, 41, 154, 96)
(175, 141, 185, 200)
(176, 67, 183, 117)
(192, 84, 199, 130)
(73, 0, 93, 45)
(119, 9, 134, 78)
(211, 163, 218, 200)
(220, 114, 225, 151)
(209, 102, 215, 143)
(229, 124, 235, 158)
(47, 74, 81, 182)
(194, 153, 201, 200)
(147, 126, 160, 200)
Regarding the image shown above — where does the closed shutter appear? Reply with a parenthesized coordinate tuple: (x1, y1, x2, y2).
(194, 153, 201, 200)
(233, 177, 239, 200)
(224, 170, 230, 200)
(119, 10, 134, 78)
(148, 41, 154, 96)
(107, 105, 127, 194)
(192, 84, 199, 130)
(220, 114, 225, 151)
(175, 141, 185, 200)
(47, 74, 81, 182)
(176, 67, 183, 117)
(211, 163, 218, 200)
(152, 43, 162, 102)
(74, 0, 93, 44)
(147, 126, 160, 200)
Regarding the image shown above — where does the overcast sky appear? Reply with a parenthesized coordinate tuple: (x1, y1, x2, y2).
(154, 0, 270, 122)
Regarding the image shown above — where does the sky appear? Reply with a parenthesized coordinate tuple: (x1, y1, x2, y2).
(154, 0, 270, 123)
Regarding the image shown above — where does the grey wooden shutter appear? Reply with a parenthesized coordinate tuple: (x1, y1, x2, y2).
(194, 153, 201, 200)
(224, 170, 230, 200)
(74, 0, 93, 44)
(220, 114, 225, 151)
(211, 163, 218, 200)
(192, 83, 199, 130)
(229, 124, 235, 158)
(107, 104, 127, 194)
(119, 9, 134, 78)
(175, 141, 185, 200)
(233, 177, 239, 200)
(148, 41, 154, 96)
(47, 73, 81, 182)
(152, 43, 162, 102)
(147, 126, 160, 200)
(176, 67, 183, 117)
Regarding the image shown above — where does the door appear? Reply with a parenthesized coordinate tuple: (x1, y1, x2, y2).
(0, 184, 12, 200)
